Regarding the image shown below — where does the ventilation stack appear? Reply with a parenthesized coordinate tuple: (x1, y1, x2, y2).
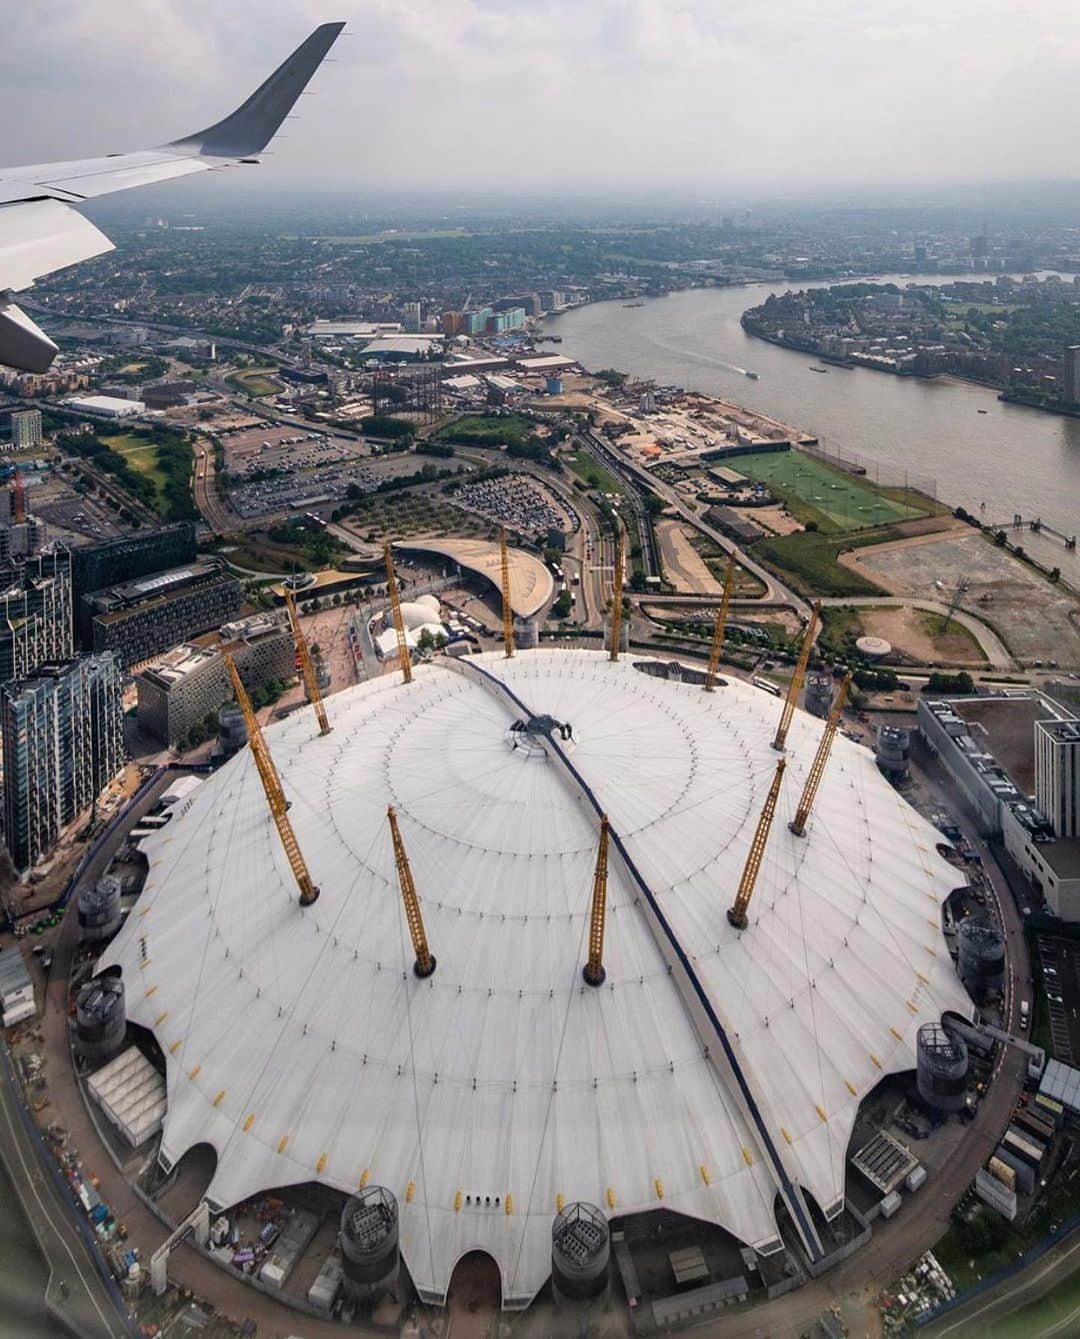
(217, 703, 248, 756)
(551, 1201, 610, 1305)
(875, 725, 911, 781)
(515, 617, 539, 650)
(957, 919, 1005, 1002)
(77, 874, 123, 944)
(804, 673, 834, 719)
(339, 1187, 399, 1304)
(916, 1021, 969, 1113)
(75, 967, 126, 1065)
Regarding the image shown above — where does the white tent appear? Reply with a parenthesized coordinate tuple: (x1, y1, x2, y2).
(103, 649, 970, 1305)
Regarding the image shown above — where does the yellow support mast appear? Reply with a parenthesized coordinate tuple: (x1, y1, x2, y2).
(608, 530, 625, 662)
(771, 601, 821, 752)
(387, 805, 436, 978)
(583, 815, 611, 987)
(500, 527, 515, 658)
(790, 673, 852, 838)
(225, 654, 320, 908)
(704, 553, 737, 692)
(727, 758, 786, 930)
(284, 591, 330, 736)
(382, 540, 413, 685)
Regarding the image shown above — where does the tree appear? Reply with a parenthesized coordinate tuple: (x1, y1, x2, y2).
(552, 590, 573, 618)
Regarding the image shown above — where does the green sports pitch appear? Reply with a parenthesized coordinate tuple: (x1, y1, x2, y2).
(729, 449, 929, 533)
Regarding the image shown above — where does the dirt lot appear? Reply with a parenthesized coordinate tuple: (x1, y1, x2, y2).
(656, 519, 723, 593)
(845, 529, 1080, 667)
(859, 605, 985, 666)
(751, 503, 803, 536)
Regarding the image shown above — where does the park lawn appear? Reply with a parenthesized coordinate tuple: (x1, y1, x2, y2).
(754, 527, 902, 598)
(564, 450, 624, 497)
(917, 610, 985, 659)
(435, 413, 535, 449)
(983, 1257, 1080, 1337)
(101, 433, 170, 508)
(731, 449, 928, 533)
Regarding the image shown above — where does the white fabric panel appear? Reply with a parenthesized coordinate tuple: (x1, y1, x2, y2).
(103, 650, 970, 1301)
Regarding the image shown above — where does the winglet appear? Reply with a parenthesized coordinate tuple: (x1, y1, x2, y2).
(168, 22, 345, 159)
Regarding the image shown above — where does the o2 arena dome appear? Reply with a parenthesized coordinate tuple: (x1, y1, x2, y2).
(102, 648, 970, 1307)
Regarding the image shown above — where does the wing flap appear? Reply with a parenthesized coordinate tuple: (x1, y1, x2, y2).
(0, 198, 114, 292)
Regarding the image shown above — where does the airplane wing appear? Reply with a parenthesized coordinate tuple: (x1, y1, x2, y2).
(0, 21, 343, 373)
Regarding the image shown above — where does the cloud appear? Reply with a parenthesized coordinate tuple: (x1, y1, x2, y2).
(4, 0, 1079, 196)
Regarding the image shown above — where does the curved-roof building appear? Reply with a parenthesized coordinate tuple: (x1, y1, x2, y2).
(398, 538, 554, 618)
(102, 649, 970, 1306)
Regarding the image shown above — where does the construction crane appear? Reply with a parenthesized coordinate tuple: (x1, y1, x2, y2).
(11, 468, 25, 525)
(771, 601, 821, 752)
(284, 591, 330, 736)
(382, 540, 413, 685)
(225, 653, 320, 908)
(387, 805, 436, 978)
(704, 553, 737, 692)
(608, 530, 625, 662)
(790, 673, 851, 838)
(500, 527, 515, 658)
(727, 758, 786, 931)
(583, 815, 611, 987)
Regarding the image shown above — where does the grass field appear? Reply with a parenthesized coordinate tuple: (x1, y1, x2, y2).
(733, 449, 930, 533)
(564, 450, 624, 496)
(225, 368, 283, 397)
(101, 433, 170, 507)
(755, 527, 903, 597)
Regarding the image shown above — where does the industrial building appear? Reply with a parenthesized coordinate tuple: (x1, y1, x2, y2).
(136, 613, 294, 745)
(63, 394, 146, 419)
(0, 547, 73, 682)
(85, 559, 243, 667)
(102, 648, 971, 1310)
(72, 523, 197, 647)
(1, 652, 123, 872)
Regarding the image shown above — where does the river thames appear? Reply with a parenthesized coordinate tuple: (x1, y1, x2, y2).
(548, 278, 1080, 539)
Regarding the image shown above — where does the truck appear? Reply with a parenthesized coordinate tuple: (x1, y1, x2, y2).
(1020, 999, 1030, 1029)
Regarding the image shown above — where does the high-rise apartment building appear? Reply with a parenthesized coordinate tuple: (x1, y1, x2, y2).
(9, 409, 43, 451)
(1036, 718, 1080, 838)
(0, 548, 73, 682)
(1065, 346, 1080, 405)
(1, 654, 124, 872)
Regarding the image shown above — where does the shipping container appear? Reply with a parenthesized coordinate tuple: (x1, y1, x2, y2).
(1003, 1127, 1045, 1169)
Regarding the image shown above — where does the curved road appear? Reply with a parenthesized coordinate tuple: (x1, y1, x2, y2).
(819, 596, 1016, 670)
(0, 1047, 128, 1339)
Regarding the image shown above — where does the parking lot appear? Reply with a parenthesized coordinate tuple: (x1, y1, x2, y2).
(22, 469, 126, 543)
(1036, 936, 1080, 1064)
(228, 454, 422, 518)
(446, 472, 574, 538)
(219, 423, 367, 478)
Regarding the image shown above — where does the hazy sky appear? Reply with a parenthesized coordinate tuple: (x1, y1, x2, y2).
(5, 1, 1079, 197)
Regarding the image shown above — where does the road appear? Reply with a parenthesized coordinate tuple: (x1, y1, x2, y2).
(926, 1228, 1080, 1337)
(192, 437, 241, 537)
(0, 1046, 129, 1339)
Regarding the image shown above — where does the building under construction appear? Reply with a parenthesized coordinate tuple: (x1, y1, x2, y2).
(99, 645, 973, 1310)
(370, 364, 442, 423)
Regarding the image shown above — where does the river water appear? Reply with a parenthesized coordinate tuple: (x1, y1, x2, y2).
(548, 279, 1080, 538)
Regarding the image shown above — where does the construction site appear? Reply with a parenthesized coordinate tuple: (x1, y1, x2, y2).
(1, 544, 1047, 1339)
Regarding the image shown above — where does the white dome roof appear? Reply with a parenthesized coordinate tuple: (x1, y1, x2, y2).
(103, 650, 969, 1305)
